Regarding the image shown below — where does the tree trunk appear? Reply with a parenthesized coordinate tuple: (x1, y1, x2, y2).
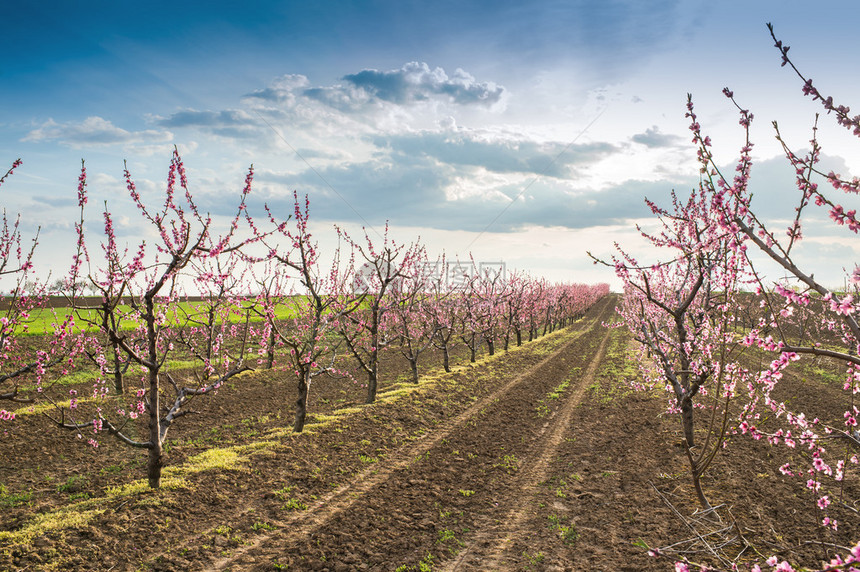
(147, 370, 163, 488)
(147, 440, 163, 489)
(294, 368, 310, 432)
(409, 360, 419, 384)
(487, 338, 495, 356)
(680, 396, 695, 448)
(679, 396, 710, 509)
(683, 441, 711, 510)
(266, 328, 276, 369)
(105, 301, 125, 394)
(111, 345, 124, 394)
(690, 465, 711, 510)
(516, 329, 522, 346)
(365, 364, 378, 404)
(441, 345, 450, 372)
(366, 311, 380, 404)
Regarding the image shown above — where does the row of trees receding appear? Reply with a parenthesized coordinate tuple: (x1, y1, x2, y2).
(0, 152, 608, 489)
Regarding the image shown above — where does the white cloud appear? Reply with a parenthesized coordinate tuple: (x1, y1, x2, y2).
(22, 117, 173, 148)
(242, 74, 310, 105)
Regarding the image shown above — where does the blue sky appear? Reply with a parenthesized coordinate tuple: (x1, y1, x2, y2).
(3, 1, 859, 289)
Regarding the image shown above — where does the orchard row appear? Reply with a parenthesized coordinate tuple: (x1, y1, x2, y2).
(0, 153, 607, 489)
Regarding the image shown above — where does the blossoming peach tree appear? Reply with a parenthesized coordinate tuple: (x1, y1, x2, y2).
(708, 30, 860, 540)
(0, 159, 80, 420)
(592, 180, 753, 511)
(249, 192, 364, 432)
(607, 22, 860, 572)
(53, 149, 266, 488)
(388, 249, 444, 384)
(335, 223, 424, 404)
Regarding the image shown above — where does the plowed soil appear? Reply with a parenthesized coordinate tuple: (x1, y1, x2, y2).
(1, 295, 858, 571)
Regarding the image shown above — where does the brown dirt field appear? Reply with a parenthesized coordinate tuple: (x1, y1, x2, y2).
(1, 295, 858, 571)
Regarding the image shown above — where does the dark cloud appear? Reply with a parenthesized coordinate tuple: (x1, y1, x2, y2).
(342, 62, 504, 106)
(254, 154, 450, 226)
(438, 179, 682, 233)
(250, 154, 685, 233)
(237, 122, 660, 233)
(155, 109, 261, 139)
(245, 63, 504, 113)
(372, 130, 617, 178)
(631, 125, 684, 148)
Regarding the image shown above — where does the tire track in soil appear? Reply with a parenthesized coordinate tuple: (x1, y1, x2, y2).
(207, 301, 612, 572)
(441, 324, 612, 571)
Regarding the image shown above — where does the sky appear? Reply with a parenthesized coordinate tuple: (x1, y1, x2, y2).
(2, 0, 860, 291)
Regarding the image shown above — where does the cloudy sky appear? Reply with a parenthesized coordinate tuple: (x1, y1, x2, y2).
(3, 0, 860, 289)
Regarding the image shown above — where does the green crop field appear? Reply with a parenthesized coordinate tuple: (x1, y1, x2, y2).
(11, 299, 302, 336)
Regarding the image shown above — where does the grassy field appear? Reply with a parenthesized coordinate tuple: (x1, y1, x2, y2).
(12, 298, 303, 336)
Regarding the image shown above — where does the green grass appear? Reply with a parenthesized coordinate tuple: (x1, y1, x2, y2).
(282, 498, 308, 511)
(535, 370, 574, 417)
(395, 553, 435, 572)
(0, 484, 32, 508)
(57, 474, 88, 495)
(547, 513, 578, 546)
(495, 454, 519, 473)
(589, 328, 637, 403)
(18, 299, 303, 336)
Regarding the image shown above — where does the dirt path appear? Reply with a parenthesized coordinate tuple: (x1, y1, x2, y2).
(208, 299, 616, 571)
(441, 326, 611, 571)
